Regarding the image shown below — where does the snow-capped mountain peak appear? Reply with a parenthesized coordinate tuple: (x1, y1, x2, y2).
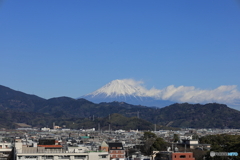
(86, 79, 144, 97)
(81, 79, 175, 107)
(80, 79, 240, 108)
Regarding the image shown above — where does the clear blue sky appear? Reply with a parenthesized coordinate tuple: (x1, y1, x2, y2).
(0, 0, 240, 99)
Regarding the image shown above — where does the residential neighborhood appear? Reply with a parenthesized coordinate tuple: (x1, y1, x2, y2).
(1, 125, 240, 160)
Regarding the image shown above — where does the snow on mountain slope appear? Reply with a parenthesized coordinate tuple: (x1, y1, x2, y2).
(80, 79, 240, 109)
(87, 79, 144, 97)
(81, 79, 175, 107)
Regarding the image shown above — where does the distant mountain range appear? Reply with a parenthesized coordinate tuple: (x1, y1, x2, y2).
(82, 79, 240, 109)
(81, 79, 175, 107)
(1, 84, 240, 129)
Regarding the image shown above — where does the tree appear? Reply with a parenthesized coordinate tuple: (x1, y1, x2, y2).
(152, 137, 167, 151)
(173, 134, 180, 142)
(141, 132, 167, 155)
(192, 133, 199, 140)
(141, 132, 157, 155)
(199, 134, 240, 160)
(143, 131, 157, 139)
(141, 138, 156, 155)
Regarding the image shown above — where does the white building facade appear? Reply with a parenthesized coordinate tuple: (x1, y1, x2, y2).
(15, 141, 109, 160)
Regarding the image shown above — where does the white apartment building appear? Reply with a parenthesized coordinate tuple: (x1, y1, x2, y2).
(14, 140, 109, 160)
(0, 142, 12, 160)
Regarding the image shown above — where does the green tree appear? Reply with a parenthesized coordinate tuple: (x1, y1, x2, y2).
(141, 132, 157, 155)
(199, 134, 240, 160)
(192, 133, 199, 140)
(152, 137, 167, 151)
(141, 138, 156, 155)
(143, 131, 157, 139)
(141, 132, 167, 155)
(173, 134, 180, 142)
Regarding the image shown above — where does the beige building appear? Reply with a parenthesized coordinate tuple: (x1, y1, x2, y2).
(15, 139, 109, 160)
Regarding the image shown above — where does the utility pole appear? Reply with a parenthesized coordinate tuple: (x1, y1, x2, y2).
(109, 114, 111, 133)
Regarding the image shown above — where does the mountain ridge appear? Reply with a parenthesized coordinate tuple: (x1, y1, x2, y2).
(1, 84, 240, 129)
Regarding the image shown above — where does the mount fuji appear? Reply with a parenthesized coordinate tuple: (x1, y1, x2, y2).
(81, 79, 175, 107)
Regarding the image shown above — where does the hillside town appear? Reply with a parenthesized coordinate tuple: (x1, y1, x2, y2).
(1, 124, 240, 160)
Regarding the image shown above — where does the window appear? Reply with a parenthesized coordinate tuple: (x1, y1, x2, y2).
(58, 156, 70, 159)
(44, 156, 53, 159)
(74, 155, 86, 159)
(180, 155, 186, 158)
(99, 155, 107, 159)
(25, 156, 38, 159)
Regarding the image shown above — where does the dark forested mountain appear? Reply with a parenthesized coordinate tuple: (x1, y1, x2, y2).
(1, 84, 240, 129)
(153, 103, 240, 128)
(0, 85, 45, 111)
(0, 110, 176, 130)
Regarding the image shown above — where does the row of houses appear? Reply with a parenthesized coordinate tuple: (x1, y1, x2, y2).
(12, 136, 129, 160)
(1, 127, 225, 160)
(0, 137, 199, 160)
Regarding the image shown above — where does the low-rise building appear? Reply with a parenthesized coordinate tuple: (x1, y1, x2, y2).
(108, 143, 125, 160)
(14, 139, 109, 160)
(0, 142, 12, 160)
(154, 151, 195, 160)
